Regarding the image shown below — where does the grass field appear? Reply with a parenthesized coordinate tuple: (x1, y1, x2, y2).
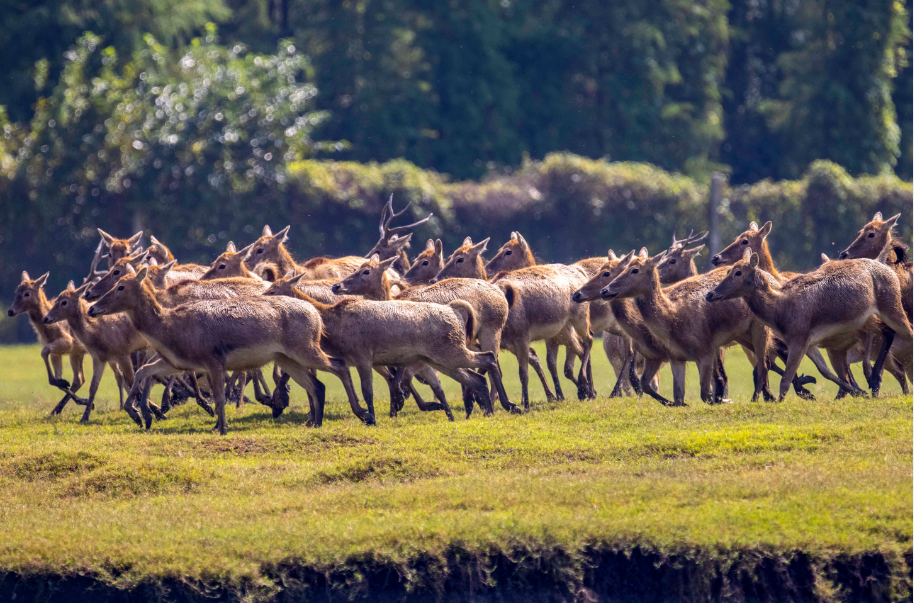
(0, 342, 910, 602)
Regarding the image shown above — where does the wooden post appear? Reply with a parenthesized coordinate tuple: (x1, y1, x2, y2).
(708, 172, 723, 270)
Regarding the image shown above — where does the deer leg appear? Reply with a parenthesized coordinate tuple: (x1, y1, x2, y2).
(609, 352, 630, 398)
(329, 360, 374, 426)
(544, 342, 566, 401)
(355, 364, 377, 420)
(868, 329, 895, 396)
(43, 347, 79, 408)
(714, 348, 729, 402)
(160, 377, 175, 413)
(805, 347, 864, 396)
(641, 358, 679, 406)
(131, 358, 182, 429)
(628, 353, 643, 396)
(527, 348, 556, 401)
(697, 356, 716, 404)
(117, 357, 135, 412)
(513, 341, 532, 411)
(409, 366, 447, 412)
(206, 366, 228, 435)
(188, 373, 215, 416)
(886, 352, 910, 394)
(436, 366, 490, 416)
(68, 352, 86, 399)
(78, 357, 106, 424)
(861, 333, 875, 381)
(671, 361, 687, 406)
(779, 343, 809, 401)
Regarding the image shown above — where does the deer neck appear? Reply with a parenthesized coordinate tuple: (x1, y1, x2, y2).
(633, 271, 675, 327)
(471, 258, 488, 279)
(64, 300, 93, 341)
(128, 285, 167, 337)
(26, 291, 54, 340)
(743, 273, 782, 326)
(273, 245, 298, 275)
(377, 275, 393, 301)
(756, 241, 780, 280)
(393, 250, 410, 274)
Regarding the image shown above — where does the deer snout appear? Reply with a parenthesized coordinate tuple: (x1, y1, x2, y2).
(428, 277, 439, 284)
(83, 290, 97, 301)
(42, 316, 51, 324)
(87, 306, 98, 318)
(599, 287, 615, 300)
(838, 251, 849, 259)
(571, 291, 583, 303)
(6, 309, 13, 317)
(705, 291, 722, 302)
(710, 254, 721, 265)
(331, 283, 342, 294)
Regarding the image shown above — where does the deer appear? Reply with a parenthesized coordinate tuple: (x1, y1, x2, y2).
(839, 212, 911, 319)
(364, 194, 434, 275)
(97, 229, 144, 268)
(7, 272, 89, 415)
(43, 281, 148, 422)
(707, 251, 912, 400)
(599, 251, 772, 405)
(200, 242, 263, 281)
(145, 235, 208, 282)
(333, 254, 518, 416)
(264, 274, 500, 422)
(87, 265, 371, 434)
(433, 236, 593, 405)
(400, 239, 445, 285)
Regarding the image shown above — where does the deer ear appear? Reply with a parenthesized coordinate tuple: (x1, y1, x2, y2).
(748, 253, 759, 269)
(128, 231, 143, 247)
(275, 225, 290, 243)
(425, 238, 435, 252)
(262, 225, 273, 236)
(872, 211, 883, 222)
(66, 280, 75, 291)
(283, 269, 295, 279)
(620, 250, 635, 265)
(510, 232, 518, 241)
(462, 236, 473, 247)
(130, 249, 150, 265)
(126, 264, 137, 275)
(748, 221, 759, 232)
(148, 257, 159, 266)
(757, 221, 772, 239)
(161, 260, 176, 274)
(820, 253, 830, 264)
(882, 214, 900, 230)
(393, 232, 412, 248)
(97, 229, 116, 245)
(471, 237, 490, 254)
(380, 256, 398, 270)
(136, 266, 148, 283)
(34, 272, 49, 288)
(638, 247, 649, 258)
(742, 247, 753, 260)
(238, 242, 256, 261)
(369, 254, 381, 263)
(435, 239, 443, 256)
(607, 249, 618, 261)
(226, 241, 236, 253)
(685, 245, 705, 259)
(516, 232, 528, 250)
(75, 281, 92, 295)
(21, 271, 30, 282)
(288, 272, 306, 286)
(649, 250, 666, 265)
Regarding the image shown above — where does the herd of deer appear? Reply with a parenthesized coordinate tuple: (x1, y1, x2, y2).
(7, 198, 912, 435)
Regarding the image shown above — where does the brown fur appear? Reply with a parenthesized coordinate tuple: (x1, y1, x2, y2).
(45, 282, 146, 420)
(97, 229, 143, 268)
(711, 221, 799, 281)
(8, 272, 88, 414)
(708, 254, 912, 400)
(401, 239, 445, 285)
(88, 267, 366, 434)
(434, 237, 491, 281)
(485, 232, 536, 278)
(245, 225, 369, 281)
(200, 241, 262, 281)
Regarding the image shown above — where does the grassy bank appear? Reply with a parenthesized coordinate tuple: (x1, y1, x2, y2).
(0, 343, 910, 601)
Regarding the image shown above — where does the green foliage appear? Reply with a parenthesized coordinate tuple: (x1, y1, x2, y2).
(0, 344, 909, 598)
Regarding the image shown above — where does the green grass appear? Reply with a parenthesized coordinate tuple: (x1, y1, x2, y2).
(0, 342, 910, 600)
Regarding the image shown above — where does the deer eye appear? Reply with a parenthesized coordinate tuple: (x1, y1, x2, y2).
(257, 248, 264, 254)
(61, 300, 67, 306)
(422, 261, 429, 266)
(505, 250, 512, 255)
(631, 269, 639, 274)
(23, 292, 29, 297)
(117, 285, 125, 291)
(363, 270, 370, 275)
(741, 240, 748, 245)
(669, 259, 676, 265)
(735, 271, 741, 276)
(219, 264, 226, 270)
(602, 271, 610, 278)
(868, 233, 875, 238)
(456, 258, 464, 263)
(113, 270, 120, 275)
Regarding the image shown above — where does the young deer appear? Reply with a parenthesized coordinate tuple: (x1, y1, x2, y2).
(707, 252, 912, 400)
(434, 236, 593, 404)
(839, 212, 911, 319)
(364, 195, 433, 274)
(44, 281, 148, 421)
(401, 239, 445, 285)
(601, 252, 771, 404)
(88, 266, 369, 434)
(97, 229, 143, 268)
(265, 275, 500, 421)
(7, 272, 88, 414)
(333, 254, 517, 415)
(200, 242, 263, 281)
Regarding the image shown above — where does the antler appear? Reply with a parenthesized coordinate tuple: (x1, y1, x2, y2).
(83, 238, 107, 284)
(670, 229, 708, 250)
(378, 194, 432, 241)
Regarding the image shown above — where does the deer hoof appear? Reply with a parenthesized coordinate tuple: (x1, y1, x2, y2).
(362, 414, 376, 426)
(796, 374, 816, 386)
(271, 404, 285, 419)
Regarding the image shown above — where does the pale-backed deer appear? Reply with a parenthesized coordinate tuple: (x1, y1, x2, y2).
(401, 239, 445, 285)
(601, 251, 771, 404)
(88, 266, 369, 433)
(44, 281, 148, 421)
(7, 272, 88, 414)
(434, 236, 592, 403)
(264, 274, 500, 421)
(97, 229, 143, 268)
(333, 254, 517, 415)
(364, 195, 433, 274)
(707, 252, 912, 399)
